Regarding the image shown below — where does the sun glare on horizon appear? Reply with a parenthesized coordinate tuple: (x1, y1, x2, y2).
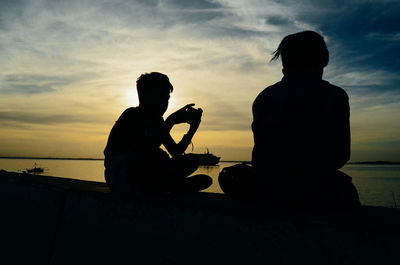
(0, 0, 399, 162)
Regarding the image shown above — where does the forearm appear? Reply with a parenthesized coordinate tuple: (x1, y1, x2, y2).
(164, 117, 174, 134)
(164, 104, 202, 156)
(171, 125, 198, 156)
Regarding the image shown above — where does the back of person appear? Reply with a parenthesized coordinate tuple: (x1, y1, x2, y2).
(219, 31, 360, 209)
(104, 107, 165, 157)
(104, 107, 170, 192)
(252, 76, 350, 177)
(252, 75, 354, 208)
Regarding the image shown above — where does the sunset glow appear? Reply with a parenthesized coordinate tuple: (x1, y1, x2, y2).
(1, 0, 399, 161)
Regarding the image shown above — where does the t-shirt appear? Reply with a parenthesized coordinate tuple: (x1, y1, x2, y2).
(104, 107, 168, 161)
(251, 74, 350, 178)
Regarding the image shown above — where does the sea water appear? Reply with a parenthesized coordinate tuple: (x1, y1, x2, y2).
(1, 158, 399, 208)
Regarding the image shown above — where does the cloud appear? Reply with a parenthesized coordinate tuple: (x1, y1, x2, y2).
(0, 110, 108, 126)
(265, 15, 292, 27)
(366, 32, 400, 41)
(202, 103, 252, 131)
(326, 68, 400, 88)
(0, 0, 399, 160)
(1, 84, 55, 94)
(0, 73, 100, 94)
(165, 0, 221, 9)
(0, 0, 26, 29)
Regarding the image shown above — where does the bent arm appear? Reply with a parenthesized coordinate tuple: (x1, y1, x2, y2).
(163, 118, 199, 157)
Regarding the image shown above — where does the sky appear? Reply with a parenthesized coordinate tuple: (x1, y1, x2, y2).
(0, 0, 399, 161)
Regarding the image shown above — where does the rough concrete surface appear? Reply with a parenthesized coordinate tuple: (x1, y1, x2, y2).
(1, 170, 400, 265)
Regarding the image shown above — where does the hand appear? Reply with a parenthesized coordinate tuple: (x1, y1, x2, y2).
(187, 107, 202, 127)
(166, 104, 195, 125)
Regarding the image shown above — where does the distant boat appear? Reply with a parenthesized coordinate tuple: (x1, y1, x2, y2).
(25, 163, 45, 174)
(194, 149, 220, 166)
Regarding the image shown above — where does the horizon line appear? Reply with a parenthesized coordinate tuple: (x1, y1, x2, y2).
(0, 156, 247, 163)
(0, 156, 399, 165)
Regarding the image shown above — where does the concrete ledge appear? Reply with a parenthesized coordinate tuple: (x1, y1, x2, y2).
(1, 170, 400, 265)
(0, 173, 65, 265)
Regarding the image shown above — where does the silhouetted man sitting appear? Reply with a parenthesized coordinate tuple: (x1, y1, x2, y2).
(219, 31, 360, 209)
(104, 72, 212, 196)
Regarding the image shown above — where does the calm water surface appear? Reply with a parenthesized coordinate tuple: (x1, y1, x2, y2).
(1, 159, 399, 208)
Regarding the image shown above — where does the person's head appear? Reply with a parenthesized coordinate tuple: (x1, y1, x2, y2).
(271, 30, 329, 76)
(136, 72, 173, 116)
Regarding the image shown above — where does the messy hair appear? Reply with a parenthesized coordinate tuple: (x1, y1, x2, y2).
(136, 72, 173, 97)
(271, 31, 329, 70)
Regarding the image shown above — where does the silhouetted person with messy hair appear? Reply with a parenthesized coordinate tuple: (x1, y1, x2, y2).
(219, 31, 360, 209)
(104, 72, 212, 196)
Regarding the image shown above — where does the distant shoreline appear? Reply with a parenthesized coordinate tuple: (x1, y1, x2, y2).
(1, 157, 399, 165)
(0, 156, 244, 163)
(347, 161, 400, 165)
(0, 156, 104, 161)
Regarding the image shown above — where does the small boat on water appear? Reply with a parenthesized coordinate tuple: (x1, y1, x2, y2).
(24, 163, 45, 174)
(194, 149, 220, 166)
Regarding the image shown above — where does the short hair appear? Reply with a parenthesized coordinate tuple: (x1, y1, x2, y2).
(136, 72, 173, 98)
(271, 31, 329, 70)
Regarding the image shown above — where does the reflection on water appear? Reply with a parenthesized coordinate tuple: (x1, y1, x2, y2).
(1, 159, 399, 208)
(193, 163, 236, 194)
(0, 159, 105, 182)
(342, 164, 400, 208)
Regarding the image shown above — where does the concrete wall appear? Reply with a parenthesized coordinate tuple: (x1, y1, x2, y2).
(1, 170, 400, 265)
